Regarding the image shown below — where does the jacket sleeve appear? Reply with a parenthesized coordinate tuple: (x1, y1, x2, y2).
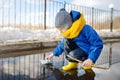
(84, 25, 103, 63)
(53, 39, 64, 56)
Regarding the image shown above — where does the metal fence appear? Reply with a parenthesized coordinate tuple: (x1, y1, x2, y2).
(0, 0, 120, 31)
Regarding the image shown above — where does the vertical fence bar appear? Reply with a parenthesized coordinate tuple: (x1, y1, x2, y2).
(25, 0, 26, 29)
(30, 0, 32, 30)
(63, 1, 66, 9)
(8, 0, 11, 27)
(14, 0, 16, 28)
(2, 0, 4, 28)
(19, 0, 21, 29)
(38, 0, 40, 29)
(110, 8, 114, 32)
(92, 7, 94, 26)
(44, 0, 47, 30)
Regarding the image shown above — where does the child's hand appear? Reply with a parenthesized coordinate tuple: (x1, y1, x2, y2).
(45, 54, 54, 60)
(82, 58, 93, 68)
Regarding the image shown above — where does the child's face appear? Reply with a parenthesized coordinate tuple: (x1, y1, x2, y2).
(57, 27, 67, 33)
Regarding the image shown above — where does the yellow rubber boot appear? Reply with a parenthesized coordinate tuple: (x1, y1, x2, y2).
(62, 62, 78, 71)
(83, 64, 94, 70)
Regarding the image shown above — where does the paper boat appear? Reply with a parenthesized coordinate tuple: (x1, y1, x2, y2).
(40, 60, 52, 65)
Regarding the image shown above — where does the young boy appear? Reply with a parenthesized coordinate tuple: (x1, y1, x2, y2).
(45, 8, 103, 71)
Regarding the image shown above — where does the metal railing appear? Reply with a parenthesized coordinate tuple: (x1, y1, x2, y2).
(0, 0, 120, 31)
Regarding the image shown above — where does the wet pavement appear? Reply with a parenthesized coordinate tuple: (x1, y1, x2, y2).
(93, 62, 120, 80)
(38, 62, 120, 80)
(39, 63, 95, 80)
(0, 54, 120, 80)
(0, 42, 120, 80)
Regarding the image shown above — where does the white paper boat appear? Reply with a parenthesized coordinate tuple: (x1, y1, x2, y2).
(40, 60, 52, 65)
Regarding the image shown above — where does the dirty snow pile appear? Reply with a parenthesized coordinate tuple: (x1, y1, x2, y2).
(0, 27, 120, 42)
(97, 30, 120, 38)
(0, 27, 62, 42)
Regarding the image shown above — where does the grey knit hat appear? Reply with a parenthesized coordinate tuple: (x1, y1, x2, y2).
(55, 8, 72, 29)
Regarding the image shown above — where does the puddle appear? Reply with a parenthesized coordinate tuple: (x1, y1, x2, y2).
(0, 42, 120, 80)
(39, 64, 95, 80)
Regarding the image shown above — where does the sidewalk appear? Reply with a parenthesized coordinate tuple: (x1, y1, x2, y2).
(93, 62, 120, 80)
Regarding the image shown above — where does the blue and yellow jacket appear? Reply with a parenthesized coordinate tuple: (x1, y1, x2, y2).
(53, 10, 103, 63)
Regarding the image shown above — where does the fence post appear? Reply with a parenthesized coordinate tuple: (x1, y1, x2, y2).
(92, 7, 94, 27)
(44, 0, 47, 30)
(63, 1, 66, 9)
(109, 4, 114, 32)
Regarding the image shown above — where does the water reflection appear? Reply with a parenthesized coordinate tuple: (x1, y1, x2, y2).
(0, 42, 120, 80)
(0, 56, 95, 80)
(0, 53, 45, 80)
(41, 64, 95, 80)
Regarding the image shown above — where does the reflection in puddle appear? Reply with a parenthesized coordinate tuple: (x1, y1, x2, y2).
(0, 52, 95, 80)
(0, 42, 120, 80)
(0, 53, 45, 80)
(41, 64, 95, 80)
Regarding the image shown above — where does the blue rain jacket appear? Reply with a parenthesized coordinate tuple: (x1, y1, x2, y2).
(53, 10, 103, 63)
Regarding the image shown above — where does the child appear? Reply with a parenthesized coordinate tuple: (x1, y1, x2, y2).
(45, 8, 103, 71)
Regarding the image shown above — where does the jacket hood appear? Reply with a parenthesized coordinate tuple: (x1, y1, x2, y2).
(70, 10, 81, 22)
